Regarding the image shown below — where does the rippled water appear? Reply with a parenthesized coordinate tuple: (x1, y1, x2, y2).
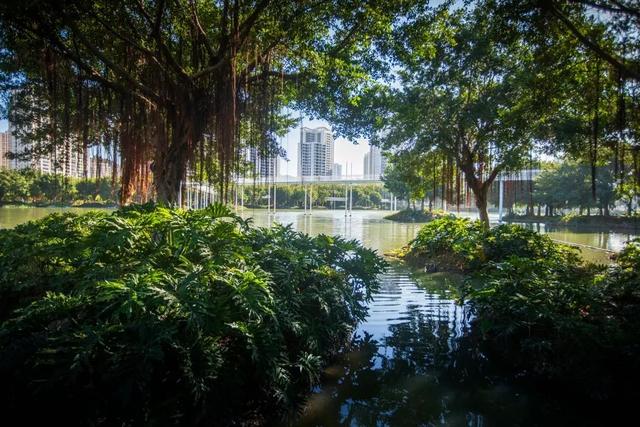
(1, 207, 634, 425)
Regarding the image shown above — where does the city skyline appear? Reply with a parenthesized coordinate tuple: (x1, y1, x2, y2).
(1, 117, 374, 177)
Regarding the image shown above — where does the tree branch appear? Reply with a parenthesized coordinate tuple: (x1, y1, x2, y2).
(65, 20, 163, 103)
(549, 1, 640, 80)
(568, 0, 640, 18)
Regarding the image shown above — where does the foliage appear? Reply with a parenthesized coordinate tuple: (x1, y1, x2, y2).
(404, 216, 579, 271)
(615, 181, 640, 215)
(0, 168, 117, 205)
(384, 209, 452, 223)
(405, 217, 485, 270)
(405, 217, 640, 397)
(366, 2, 547, 225)
(0, 168, 29, 202)
(0, 0, 420, 203)
(242, 183, 387, 209)
(534, 162, 616, 216)
(0, 204, 385, 425)
(465, 248, 640, 397)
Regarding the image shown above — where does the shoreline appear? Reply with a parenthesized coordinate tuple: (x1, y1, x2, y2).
(505, 215, 640, 233)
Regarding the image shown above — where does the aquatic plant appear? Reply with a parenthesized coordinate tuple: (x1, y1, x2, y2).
(0, 204, 385, 425)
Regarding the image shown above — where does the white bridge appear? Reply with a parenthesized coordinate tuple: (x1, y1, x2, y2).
(180, 169, 542, 217)
(237, 174, 383, 185)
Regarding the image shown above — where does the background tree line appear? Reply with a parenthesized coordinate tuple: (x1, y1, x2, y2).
(240, 183, 386, 209)
(0, 168, 117, 204)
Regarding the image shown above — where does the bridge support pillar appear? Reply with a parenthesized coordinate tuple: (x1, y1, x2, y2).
(344, 184, 348, 217)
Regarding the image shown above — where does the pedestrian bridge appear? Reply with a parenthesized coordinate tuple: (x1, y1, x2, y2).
(180, 169, 543, 214)
(235, 169, 542, 185)
(236, 175, 384, 185)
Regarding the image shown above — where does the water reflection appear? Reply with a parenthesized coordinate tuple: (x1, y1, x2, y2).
(298, 265, 618, 427)
(298, 267, 489, 426)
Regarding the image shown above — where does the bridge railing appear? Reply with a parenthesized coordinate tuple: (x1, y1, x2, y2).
(235, 175, 384, 185)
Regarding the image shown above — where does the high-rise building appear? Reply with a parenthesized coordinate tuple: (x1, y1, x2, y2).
(7, 121, 83, 177)
(332, 163, 342, 178)
(248, 147, 278, 178)
(363, 146, 386, 180)
(298, 126, 334, 177)
(0, 131, 11, 169)
(89, 156, 120, 179)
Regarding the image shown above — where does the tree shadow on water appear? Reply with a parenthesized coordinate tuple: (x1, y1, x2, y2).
(295, 303, 614, 427)
(296, 305, 503, 427)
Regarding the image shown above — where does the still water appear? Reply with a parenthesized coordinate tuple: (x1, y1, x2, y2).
(243, 209, 634, 426)
(0, 206, 635, 425)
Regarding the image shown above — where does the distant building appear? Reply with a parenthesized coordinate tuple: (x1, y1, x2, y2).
(89, 156, 120, 179)
(248, 147, 278, 178)
(298, 126, 334, 177)
(6, 120, 83, 177)
(0, 131, 11, 169)
(363, 146, 386, 180)
(332, 163, 342, 178)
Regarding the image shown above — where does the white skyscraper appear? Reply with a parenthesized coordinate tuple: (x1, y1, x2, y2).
(363, 146, 386, 179)
(332, 163, 342, 178)
(298, 126, 334, 177)
(248, 147, 279, 178)
(0, 131, 11, 170)
(8, 120, 83, 177)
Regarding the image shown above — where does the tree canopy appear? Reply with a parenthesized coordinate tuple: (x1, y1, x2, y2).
(0, 0, 414, 203)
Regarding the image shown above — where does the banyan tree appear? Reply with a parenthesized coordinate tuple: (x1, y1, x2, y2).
(0, 0, 412, 204)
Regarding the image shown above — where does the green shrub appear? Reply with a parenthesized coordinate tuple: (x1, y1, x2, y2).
(404, 217, 640, 397)
(404, 217, 579, 271)
(465, 256, 602, 377)
(384, 209, 454, 223)
(405, 217, 485, 269)
(0, 204, 385, 425)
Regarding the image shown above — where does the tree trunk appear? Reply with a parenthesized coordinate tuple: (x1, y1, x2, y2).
(474, 186, 490, 227)
(154, 109, 194, 205)
(458, 157, 495, 228)
(154, 140, 190, 205)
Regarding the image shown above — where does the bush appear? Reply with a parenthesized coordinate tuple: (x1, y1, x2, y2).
(405, 217, 484, 270)
(404, 217, 579, 271)
(384, 209, 453, 223)
(403, 217, 640, 399)
(0, 204, 385, 425)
